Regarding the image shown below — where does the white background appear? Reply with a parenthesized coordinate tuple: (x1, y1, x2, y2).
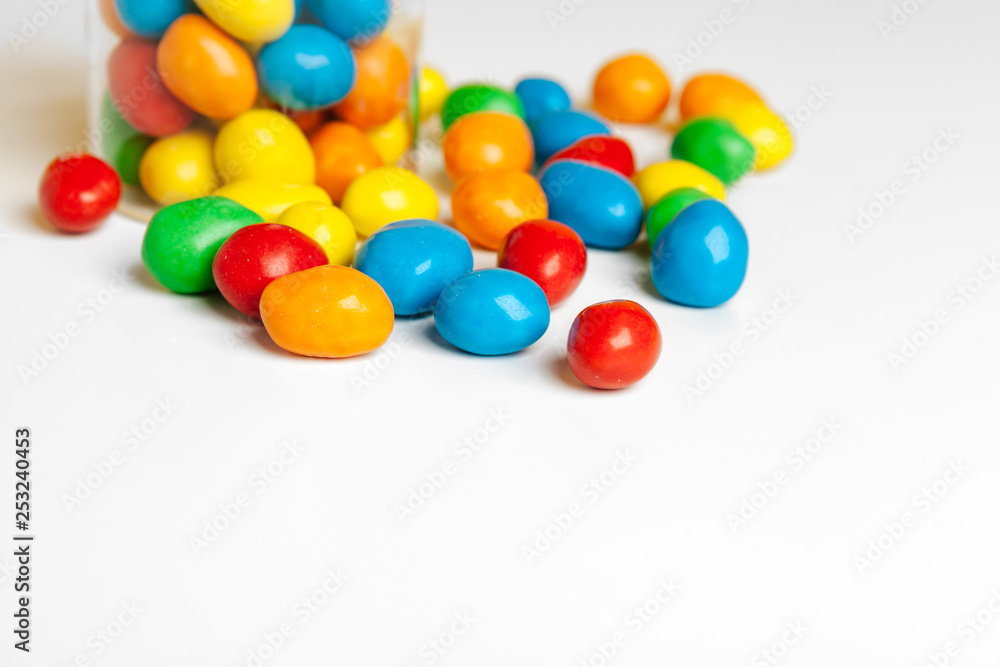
(3, 0, 1000, 665)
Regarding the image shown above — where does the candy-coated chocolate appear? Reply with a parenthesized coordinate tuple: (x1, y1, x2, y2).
(139, 130, 219, 205)
(441, 85, 525, 131)
(593, 54, 671, 124)
(419, 66, 448, 121)
(671, 117, 756, 185)
(341, 166, 438, 237)
(277, 201, 357, 265)
(215, 109, 315, 184)
(310, 121, 382, 203)
(567, 300, 661, 389)
(108, 37, 195, 137)
(434, 269, 550, 356)
(100, 93, 153, 187)
(213, 180, 331, 222)
(260, 265, 394, 358)
(142, 197, 263, 293)
(157, 14, 259, 120)
(514, 78, 571, 126)
(365, 115, 411, 165)
(355, 219, 474, 316)
(99, 0, 131, 37)
(442, 112, 534, 182)
(539, 160, 643, 250)
(530, 110, 610, 165)
(713, 103, 793, 170)
(634, 160, 726, 210)
(545, 135, 635, 178)
(678, 73, 762, 121)
(645, 187, 714, 248)
(498, 220, 586, 306)
(306, 0, 390, 44)
(258, 25, 356, 110)
(193, 0, 295, 43)
(39, 154, 121, 234)
(113, 0, 191, 38)
(332, 35, 408, 128)
(213, 223, 328, 318)
(650, 199, 748, 308)
(451, 170, 547, 251)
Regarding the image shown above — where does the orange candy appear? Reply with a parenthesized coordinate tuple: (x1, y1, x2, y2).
(156, 14, 258, 120)
(593, 54, 671, 124)
(442, 112, 534, 182)
(333, 36, 410, 130)
(260, 265, 394, 359)
(451, 170, 548, 250)
(678, 73, 762, 121)
(310, 121, 384, 204)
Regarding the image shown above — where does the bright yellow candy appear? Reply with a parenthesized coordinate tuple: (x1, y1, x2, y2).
(714, 103, 793, 170)
(341, 166, 438, 237)
(214, 180, 331, 222)
(215, 109, 315, 185)
(634, 160, 727, 209)
(277, 201, 358, 266)
(419, 66, 448, 121)
(193, 0, 295, 44)
(139, 130, 219, 205)
(365, 115, 411, 166)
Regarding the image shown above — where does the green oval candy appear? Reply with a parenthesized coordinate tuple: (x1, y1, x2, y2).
(671, 117, 756, 185)
(645, 187, 716, 248)
(440, 85, 525, 130)
(142, 197, 263, 294)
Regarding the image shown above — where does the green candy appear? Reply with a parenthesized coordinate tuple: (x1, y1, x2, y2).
(440, 85, 525, 130)
(671, 117, 756, 185)
(645, 187, 716, 248)
(142, 197, 263, 294)
(100, 93, 153, 186)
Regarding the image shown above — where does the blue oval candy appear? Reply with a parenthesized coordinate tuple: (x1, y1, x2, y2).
(114, 0, 192, 38)
(434, 269, 551, 355)
(651, 199, 749, 308)
(530, 110, 610, 165)
(306, 0, 390, 43)
(539, 160, 644, 250)
(354, 219, 474, 317)
(258, 25, 356, 110)
(515, 78, 571, 126)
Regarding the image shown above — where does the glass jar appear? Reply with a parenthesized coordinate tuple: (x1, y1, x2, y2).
(86, 0, 424, 220)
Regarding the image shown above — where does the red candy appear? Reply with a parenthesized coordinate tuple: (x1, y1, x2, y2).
(108, 36, 195, 137)
(212, 224, 329, 318)
(498, 220, 586, 306)
(567, 300, 662, 389)
(545, 135, 636, 178)
(39, 153, 121, 233)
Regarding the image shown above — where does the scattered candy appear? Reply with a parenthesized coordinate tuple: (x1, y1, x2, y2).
(277, 201, 358, 266)
(108, 36, 195, 137)
(442, 111, 534, 182)
(644, 187, 715, 249)
(567, 300, 662, 389)
(213, 180, 331, 222)
(193, 0, 296, 44)
(712, 103, 793, 170)
(593, 53, 671, 124)
(514, 77, 571, 126)
(634, 160, 726, 210)
(419, 66, 449, 121)
(215, 109, 315, 184)
(498, 220, 586, 307)
(39, 154, 121, 234)
(678, 72, 762, 121)
(310, 121, 383, 203)
(341, 166, 438, 237)
(530, 109, 610, 165)
(545, 135, 635, 178)
(451, 170, 548, 250)
(258, 25, 356, 111)
(441, 85, 525, 130)
(332, 35, 408, 128)
(671, 117, 756, 185)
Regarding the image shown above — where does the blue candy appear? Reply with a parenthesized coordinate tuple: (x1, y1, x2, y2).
(651, 200, 749, 308)
(354, 219, 474, 317)
(530, 110, 610, 165)
(539, 160, 644, 250)
(515, 78, 571, 126)
(257, 25, 356, 110)
(306, 0, 390, 43)
(434, 269, 550, 356)
(114, 0, 192, 38)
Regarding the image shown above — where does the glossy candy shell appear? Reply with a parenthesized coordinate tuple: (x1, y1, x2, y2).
(257, 25, 356, 111)
(530, 110, 610, 165)
(498, 220, 586, 306)
(567, 300, 662, 389)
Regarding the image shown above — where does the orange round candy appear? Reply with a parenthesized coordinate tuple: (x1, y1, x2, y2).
(260, 265, 394, 359)
(593, 54, 671, 124)
(442, 112, 534, 182)
(452, 170, 548, 250)
(310, 121, 383, 204)
(678, 73, 762, 121)
(332, 35, 409, 130)
(156, 14, 258, 120)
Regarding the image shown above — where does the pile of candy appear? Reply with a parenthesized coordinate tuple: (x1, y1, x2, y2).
(39, 0, 793, 390)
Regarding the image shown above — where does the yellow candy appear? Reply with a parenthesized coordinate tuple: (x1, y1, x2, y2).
(341, 166, 438, 237)
(214, 180, 331, 222)
(365, 115, 411, 166)
(193, 0, 295, 44)
(139, 130, 219, 205)
(277, 201, 358, 266)
(419, 66, 448, 121)
(634, 160, 726, 209)
(215, 109, 315, 185)
(714, 103, 793, 170)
